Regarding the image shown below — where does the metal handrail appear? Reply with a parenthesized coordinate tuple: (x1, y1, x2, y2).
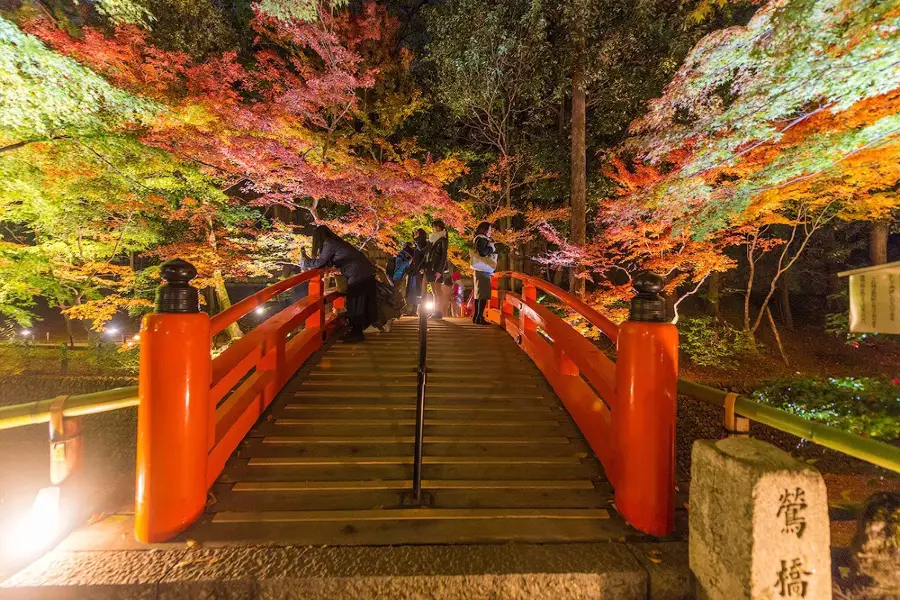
(0, 386, 139, 431)
(411, 278, 428, 504)
(678, 379, 900, 474)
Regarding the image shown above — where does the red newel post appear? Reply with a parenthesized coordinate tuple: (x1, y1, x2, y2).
(613, 272, 678, 536)
(135, 259, 211, 543)
(520, 283, 537, 339)
(305, 273, 325, 336)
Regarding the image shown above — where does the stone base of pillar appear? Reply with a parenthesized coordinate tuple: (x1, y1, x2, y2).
(690, 437, 831, 600)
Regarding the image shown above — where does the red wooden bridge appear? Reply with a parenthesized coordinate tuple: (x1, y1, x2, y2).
(5, 261, 900, 597)
(134, 261, 678, 546)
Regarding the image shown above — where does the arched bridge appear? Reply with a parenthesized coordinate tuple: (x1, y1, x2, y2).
(133, 262, 678, 546)
(5, 261, 900, 597)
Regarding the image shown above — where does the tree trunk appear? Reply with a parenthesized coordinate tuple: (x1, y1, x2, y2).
(60, 307, 76, 348)
(766, 306, 790, 366)
(552, 268, 565, 288)
(204, 286, 218, 314)
(569, 63, 587, 296)
(778, 271, 794, 331)
(870, 220, 890, 265)
(707, 271, 722, 321)
(213, 271, 243, 340)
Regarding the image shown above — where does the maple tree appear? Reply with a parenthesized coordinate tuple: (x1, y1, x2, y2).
(585, 0, 900, 347)
(1, 0, 465, 333)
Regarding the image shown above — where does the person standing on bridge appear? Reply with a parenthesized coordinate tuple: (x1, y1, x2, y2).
(301, 225, 377, 343)
(471, 221, 498, 325)
(405, 228, 429, 316)
(425, 220, 451, 319)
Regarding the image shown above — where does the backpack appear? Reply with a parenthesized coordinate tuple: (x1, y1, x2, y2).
(373, 280, 406, 329)
(390, 248, 413, 282)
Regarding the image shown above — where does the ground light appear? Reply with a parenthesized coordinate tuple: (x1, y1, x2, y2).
(424, 300, 435, 312)
(255, 306, 267, 316)
(4, 487, 61, 558)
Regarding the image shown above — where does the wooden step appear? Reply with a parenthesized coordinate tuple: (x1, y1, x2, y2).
(194, 507, 625, 545)
(272, 418, 561, 426)
(240, 439, 589, 458)
(261, 435, 573, 445)
(213, 507, 610, 523)
(283, 404, 556, 414)
(296, 380, 543, 390)
(304, 371, 545, 381)
(292, 390, 552, 401)
(284, 399, 559, 409)
(245, 455, 583, 466)
(210, 488, 611, 512)
(251, 423, 575, 440)
(232, 480, 596, 491)
(221, 462, 601, 483)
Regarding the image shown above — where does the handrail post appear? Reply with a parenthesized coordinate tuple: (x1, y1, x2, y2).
(135, 259, 211, 543)
(613, 272, 678, 536)
(490, 273, 502, 327)
(48, 395, 82, 485)
(519, 283, 537, 342)
(306, 272, 326, 340)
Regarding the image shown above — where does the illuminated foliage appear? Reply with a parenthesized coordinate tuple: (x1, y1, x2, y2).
(588, 0, 900, 332)
(0, 1, 465, 328)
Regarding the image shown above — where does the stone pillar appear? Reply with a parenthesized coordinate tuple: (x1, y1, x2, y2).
(690, 437, 831, 600)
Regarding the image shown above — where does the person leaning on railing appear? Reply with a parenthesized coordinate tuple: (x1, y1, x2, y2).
(470, 221, 498, 326)
(301, 225, 377, 344)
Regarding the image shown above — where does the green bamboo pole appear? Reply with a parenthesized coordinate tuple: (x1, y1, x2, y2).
(0, 386, 138, 431)
(678, 379, 900, 474)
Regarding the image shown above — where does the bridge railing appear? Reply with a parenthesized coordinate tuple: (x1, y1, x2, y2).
(678, 379, 900, 473)
(489, 271, 678, 536)
(135, 260, 344, 542)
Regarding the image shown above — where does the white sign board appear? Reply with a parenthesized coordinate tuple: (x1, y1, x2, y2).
(848, 269, 900, 334)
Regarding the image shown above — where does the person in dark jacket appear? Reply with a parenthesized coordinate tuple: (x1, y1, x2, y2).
(470, 221, 498, 325)
(301, 225, 377, 343)
(424, 220, 450, 319)
(405, 228, 429, 316)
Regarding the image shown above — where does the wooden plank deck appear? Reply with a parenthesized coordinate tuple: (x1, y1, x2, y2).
(192, 318, 629, 545)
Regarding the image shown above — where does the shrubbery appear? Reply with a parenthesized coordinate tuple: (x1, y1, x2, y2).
(679, 316, 754, 370)
(752, 377, 900, 441)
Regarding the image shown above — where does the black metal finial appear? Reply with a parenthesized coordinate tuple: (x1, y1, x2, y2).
(629, 271, 667, 322)
(156, 259, 199, 313)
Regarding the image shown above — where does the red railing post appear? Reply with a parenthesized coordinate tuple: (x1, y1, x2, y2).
(305, 273, 325, 336)
(135, 260, 211, 543)
(613, 272, 678, 536)
(490, 273, 502, 326)
(520, 283, 537, 340)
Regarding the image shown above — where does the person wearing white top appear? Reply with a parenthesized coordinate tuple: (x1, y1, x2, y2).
(470, 221, 498, 325)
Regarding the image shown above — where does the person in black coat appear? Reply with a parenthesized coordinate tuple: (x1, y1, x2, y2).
(404, 228, 429, 316)
(301, 225, 377, 343)
(424, 220, 450, 319)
